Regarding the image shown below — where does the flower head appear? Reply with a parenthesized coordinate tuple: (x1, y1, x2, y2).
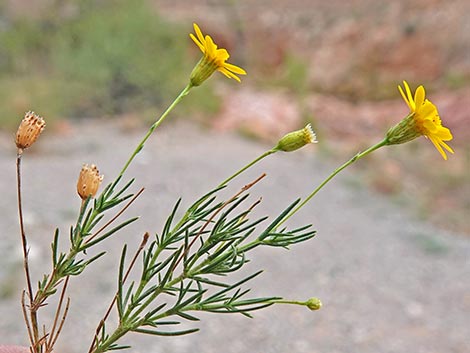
(386, 81, 453, 160)
(189, 23, 246, 86)
(15, 111, 46, 151)
(77, 164, 104, 200)
(274, 123, 318, 152)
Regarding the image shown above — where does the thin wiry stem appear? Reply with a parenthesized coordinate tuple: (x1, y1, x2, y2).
(276, 139, 388, 229)
(31, 270, 60, 312)
(218, 149, 277, 187)
(168, 149, 276, 237)
(47, 276, 70, 350)
(172, 173, 267, 271)
(132, 176, 268, 322)
(46, 297, 70, 353)
(84, 188, 145, 246)
(21, 290, 35, 349)
(16, 152, 40, 352)
(118, 84, 193, 178)
(88, 233, 150, 353)
(31, 188, 145, 312)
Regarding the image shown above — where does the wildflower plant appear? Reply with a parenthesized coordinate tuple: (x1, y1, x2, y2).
(11, 23, 453, 353)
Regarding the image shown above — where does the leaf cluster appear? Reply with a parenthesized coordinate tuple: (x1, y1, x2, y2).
(91, 184, 316, 352)
(34, 177, 140, 310)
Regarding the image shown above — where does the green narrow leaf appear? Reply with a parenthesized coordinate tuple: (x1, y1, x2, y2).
(143, 303, 167, 321)
(117, 245, 128, 318)
(205, 270, 263, 303)
(83, 217, 139, 249)
(133, 327, 199, 336)
(51, 228, 60, 266)
(123, 281, 135, 311)
(258, 199, 301, 241)
(162, 198, 182, 239)
(87, 214, 105, 232)
(113, 178, 135, 199)
(176, 312, 200, 322)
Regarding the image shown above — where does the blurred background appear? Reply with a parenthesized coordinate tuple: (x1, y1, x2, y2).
(0, 0, 468, 233)
(0, 1, 469, 352)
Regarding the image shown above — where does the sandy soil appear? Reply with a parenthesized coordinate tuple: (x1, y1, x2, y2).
(0, 120, 469, 353)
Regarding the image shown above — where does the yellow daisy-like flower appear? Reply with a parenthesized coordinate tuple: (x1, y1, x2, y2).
(386, 81, 454, 160)
(189, 23, 246, 86)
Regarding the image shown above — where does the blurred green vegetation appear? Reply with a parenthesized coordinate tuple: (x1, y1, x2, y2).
(0, 0, 216, 129)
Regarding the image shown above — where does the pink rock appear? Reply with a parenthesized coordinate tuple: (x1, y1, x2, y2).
(214, 88, 300, 141)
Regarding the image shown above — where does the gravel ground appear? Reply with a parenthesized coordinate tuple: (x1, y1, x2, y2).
(0, 120, 469, 353)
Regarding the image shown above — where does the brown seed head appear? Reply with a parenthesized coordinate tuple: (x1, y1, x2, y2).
(77, 164, 104, 200)
(15, 111, 46, 151)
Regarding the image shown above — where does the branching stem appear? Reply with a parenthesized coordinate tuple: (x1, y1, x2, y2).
(88, 233, 150, 353)
(16, 152, 40, 352)
(173, 173, 267, 271)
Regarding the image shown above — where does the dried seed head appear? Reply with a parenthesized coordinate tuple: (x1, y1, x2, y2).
(15, 111, 46, 151)
(77, 164, 104, 200)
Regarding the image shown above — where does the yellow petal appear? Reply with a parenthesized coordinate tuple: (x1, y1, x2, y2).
(224, 62, 247, 75)
(204, 35, 217, 57)
(422, 119, 439, 133)
(439, 139, 455, 154)
(193, 23, 205, 46)
(218, 67, 241, 82)
(215, 48, 230, 62)
(190, 33, 205, 53)
(429, 136, 448, 160)
(419, 100, 438, 119)
(398, 84, 413, 111)
(403, 81, 416, 111)
(414, 85, 425, 111)
(434, 126, 453, 141)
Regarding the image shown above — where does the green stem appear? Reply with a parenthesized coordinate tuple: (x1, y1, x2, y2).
(268, 297, 322, 310)
(268, 299, 305, 306)
(91, 326, 128, 353)
(218, 149, 277, 187)
(277, 139, 388, 228)
(118, 83, 193, 178)
(168, 148, 277, 235)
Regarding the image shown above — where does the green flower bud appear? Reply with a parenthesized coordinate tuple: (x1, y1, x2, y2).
(306, 297, 322, 311)
(274, 123, 317, 152)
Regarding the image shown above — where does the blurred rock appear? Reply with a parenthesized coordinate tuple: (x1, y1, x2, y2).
(213, 87, 300, 141)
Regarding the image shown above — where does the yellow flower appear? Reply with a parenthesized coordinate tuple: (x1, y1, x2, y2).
(386, 81, 454, 160)
(189, 23, 246, 86)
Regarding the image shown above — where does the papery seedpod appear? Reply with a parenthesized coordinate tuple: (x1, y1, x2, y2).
(77, 164, 104, 200)
(15, 111, 46, 151)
